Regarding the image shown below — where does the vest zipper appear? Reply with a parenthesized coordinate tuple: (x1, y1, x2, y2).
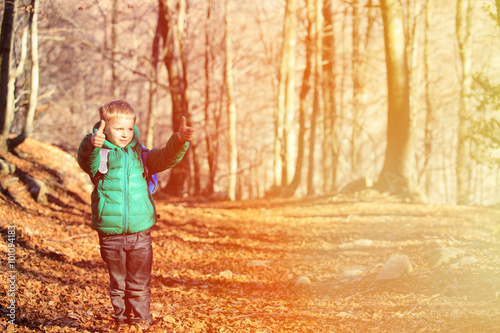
(123, 149, 129, 233)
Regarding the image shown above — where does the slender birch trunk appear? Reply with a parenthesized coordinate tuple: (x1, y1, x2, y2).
(225, 0, 238, 201)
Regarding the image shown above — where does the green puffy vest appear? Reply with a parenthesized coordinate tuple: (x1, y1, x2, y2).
(77, 123, 188, 235)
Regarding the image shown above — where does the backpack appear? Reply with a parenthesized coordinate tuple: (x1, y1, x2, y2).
(97, 145, 159, 194)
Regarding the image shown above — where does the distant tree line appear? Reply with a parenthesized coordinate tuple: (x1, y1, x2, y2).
(1, 0, 499, 205)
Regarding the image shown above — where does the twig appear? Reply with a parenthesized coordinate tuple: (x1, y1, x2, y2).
(407, 294, 440, 315)
(63, 233, 95, 241)
(229, 309, 333, 320)
(229, 312, 287, 319)
(345, 287, 377, 300)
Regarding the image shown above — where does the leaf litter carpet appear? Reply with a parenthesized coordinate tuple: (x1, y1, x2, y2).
(0, 138, 499, 332)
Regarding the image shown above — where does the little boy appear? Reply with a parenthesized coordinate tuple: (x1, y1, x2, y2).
(77, 100, 194, 330)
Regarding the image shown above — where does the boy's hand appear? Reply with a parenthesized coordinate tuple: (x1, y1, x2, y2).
(91, 120, 106, 147)
(178, 116, 194, 143)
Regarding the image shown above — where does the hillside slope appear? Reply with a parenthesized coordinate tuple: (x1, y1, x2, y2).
(0, 139, 499, 332)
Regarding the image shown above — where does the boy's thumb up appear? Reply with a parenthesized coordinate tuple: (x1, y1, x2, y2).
(179, 116, 187, 131)
(97, 120, 106, 134)
(91, 120, 106, 147)
(178, 116, 194, 143)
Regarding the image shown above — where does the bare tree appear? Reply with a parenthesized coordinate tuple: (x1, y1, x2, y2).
(322, 0, 338, 193)
(286, 0, 315, 197)
(8, 0, 39, 151)
(145, 3, 162, 149)
(225, 0, 238, 201)
(157, 0, 191, 196)
(274, 0, 297, 187)
(496, 0, 500, 29)
(307, 0, 323, 196)
(351, 0, 374, 177)
(0, 0, 17, 152)
(283, 0, 297, 186)
(203, 0, 220, 196)
(23, 0, 39, 140)
(351, 0, 363, 177)
(1, 5, 30, 153)
(421, 0, 434, 193)
(111, 0, 119, 98)
(274, 15, 285, 186)
(456, 0, 472, 205)
(375, 0, 413, 196)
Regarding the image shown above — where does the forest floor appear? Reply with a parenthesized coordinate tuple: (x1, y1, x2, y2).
(0, 138, 500, 333)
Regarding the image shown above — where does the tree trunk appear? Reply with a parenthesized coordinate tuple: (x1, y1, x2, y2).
(456, 0, 472, 205)
(496, 0, 500, 30)
(145, 6, 162, 149)
(422, 0, 434, 194)
(9, 0, 39, 151)
(307, 80, 319, 196)
(225, 0, 238, 201)
(111, 0, 119, 98)
(274, 2, 290, 187)
(376, 0, 412, 195)
(159, 0, 191, 197)
(406, 0, 424, 193)
(203, 0, 217, 196)
(190, 141, 201, 196)
(179, 0, 200, 196)
(307, 0, 322, 196)
(283, 0, 297, 186)
(322, 0, 338, 193)
(0, 0, 16, 152)
(351, 0, 374, 178)
(24, 0, 39, 139)
(286, 0, 314, 197)
(351, 0, 362, 177)
(2, 15, 28, 153)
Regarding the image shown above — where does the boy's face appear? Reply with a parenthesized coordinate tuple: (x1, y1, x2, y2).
(104, 117, 135, 148)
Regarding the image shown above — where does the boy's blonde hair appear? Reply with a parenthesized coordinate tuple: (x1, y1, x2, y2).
(98, 100, 136, 125)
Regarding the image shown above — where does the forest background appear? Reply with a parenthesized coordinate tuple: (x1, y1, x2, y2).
(1, 0, 500, 206)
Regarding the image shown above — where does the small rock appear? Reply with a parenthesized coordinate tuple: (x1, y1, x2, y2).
(457, 256, 478, 265)
(450, 256, 479, 269)
(336, 311, 352, 318)
(339, 266, 368, 282)
(219, 270, 233, 278)
(247, 260, 272, 267)
(289, 276, 311, 289)
(0, 158, 15, 175)
(339, 239, 374, 249)
(376, 254, 413, 280)
(427, 247, 465, 267)
(22, 174, 48, 205)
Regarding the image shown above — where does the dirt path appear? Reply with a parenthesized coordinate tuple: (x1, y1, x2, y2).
(147, 198, 500, 333)
(3, 195, 499, 332)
